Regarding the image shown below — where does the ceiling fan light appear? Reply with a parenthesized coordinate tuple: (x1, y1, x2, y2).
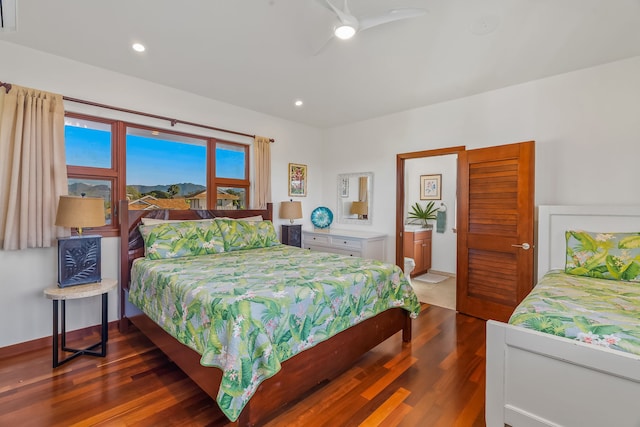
(334, 25, 356, 40)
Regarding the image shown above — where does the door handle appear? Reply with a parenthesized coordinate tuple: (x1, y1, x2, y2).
(511, 243, 531, 250)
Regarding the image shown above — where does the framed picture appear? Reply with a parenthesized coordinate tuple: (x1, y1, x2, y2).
(420, 174, 441, 200)
(340, 176, 349, 197)
(288, 163, 307, 197)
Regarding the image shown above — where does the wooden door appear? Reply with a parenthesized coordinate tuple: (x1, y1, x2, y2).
(456, 141, 535, 321)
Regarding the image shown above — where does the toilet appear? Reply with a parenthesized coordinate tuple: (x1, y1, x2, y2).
(403, 257, 415, 286)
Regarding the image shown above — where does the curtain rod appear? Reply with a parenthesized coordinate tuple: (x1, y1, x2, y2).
(0, 80, 274, 142)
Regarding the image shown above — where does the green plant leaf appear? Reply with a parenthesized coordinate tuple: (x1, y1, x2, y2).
(408, 202, 439, 223)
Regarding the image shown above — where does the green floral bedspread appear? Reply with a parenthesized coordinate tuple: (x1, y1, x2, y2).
(509, 270, 640, 356)
(129, 244, 420, 421)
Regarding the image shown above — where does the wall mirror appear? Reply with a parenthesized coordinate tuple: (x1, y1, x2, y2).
(337, 172, 373, 225)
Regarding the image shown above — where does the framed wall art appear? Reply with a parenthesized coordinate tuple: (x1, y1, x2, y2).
(288, 163, 307, 197)
(420, 174, 441, 200)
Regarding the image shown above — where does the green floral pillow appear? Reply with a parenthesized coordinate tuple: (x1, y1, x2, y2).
(139, 220, 225, 260)
(565, 230, 640, 282)
(215, 219, 280, 252)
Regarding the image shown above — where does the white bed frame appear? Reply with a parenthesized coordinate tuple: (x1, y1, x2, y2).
(486, 205, 640, 427)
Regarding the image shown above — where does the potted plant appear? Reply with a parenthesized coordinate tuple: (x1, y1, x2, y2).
(407, 201, 439, 228)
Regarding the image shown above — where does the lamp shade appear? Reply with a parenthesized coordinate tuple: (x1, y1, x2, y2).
(350, 201, 368, 216)
(55, 195, 106, 233)
(279, 200, 303, 223)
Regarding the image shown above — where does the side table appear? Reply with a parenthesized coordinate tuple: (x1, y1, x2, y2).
(281, 224, 302, 247)
(43, 278, 117, 368)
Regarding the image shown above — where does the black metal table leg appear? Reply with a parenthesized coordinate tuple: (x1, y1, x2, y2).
(52, 300, 59, 368)
(53, 293, 109, 368)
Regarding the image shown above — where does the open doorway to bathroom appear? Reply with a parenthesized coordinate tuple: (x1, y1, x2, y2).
(396, 146, 465, 311)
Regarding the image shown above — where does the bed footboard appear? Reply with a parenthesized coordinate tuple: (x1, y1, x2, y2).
(486, 320, 640, 427)
(127, 307, 411, 426)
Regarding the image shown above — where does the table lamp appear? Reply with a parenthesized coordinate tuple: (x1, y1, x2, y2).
(279, 200, 303, 247)
(350, 201, 368, 219)
(55, 195, 106, 287)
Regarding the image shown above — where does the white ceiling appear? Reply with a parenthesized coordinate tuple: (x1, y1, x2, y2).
(2, 0, 640, 128)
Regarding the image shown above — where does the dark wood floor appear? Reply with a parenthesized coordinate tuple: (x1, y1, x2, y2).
(0, 305, 487, 426)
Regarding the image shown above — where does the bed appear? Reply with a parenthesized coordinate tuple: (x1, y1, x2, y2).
(118, 200, 419, 426)
(485, 205, 640, 427)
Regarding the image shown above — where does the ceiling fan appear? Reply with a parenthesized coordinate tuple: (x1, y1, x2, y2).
(314, 0, 426, 51)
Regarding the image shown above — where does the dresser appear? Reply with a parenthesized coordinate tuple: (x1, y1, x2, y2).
(403, 229, 432, 276)
(302, 229, 387, 261)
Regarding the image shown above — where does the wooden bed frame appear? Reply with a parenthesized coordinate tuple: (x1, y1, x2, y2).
(117, 200, 412, 426)
(485, 205, 640, 427)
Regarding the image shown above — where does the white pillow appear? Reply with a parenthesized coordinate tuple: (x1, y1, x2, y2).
(216, 215, 264, 222)
(140, 215, 263, 225)
(140, 217, 215, 225)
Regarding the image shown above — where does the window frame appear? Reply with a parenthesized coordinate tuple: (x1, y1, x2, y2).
(65, 113, 121, 237)
(64, 113, 251, 237)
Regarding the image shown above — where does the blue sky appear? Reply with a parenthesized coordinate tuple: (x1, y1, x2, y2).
(65, 126, 245, 186)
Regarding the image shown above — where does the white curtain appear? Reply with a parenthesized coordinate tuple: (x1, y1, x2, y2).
(0, 85, 67, 250)
(253, 135, 271, 209)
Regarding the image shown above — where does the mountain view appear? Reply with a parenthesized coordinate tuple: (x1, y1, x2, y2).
(126, 183, 206, 199)
(69, 182, 206, 200)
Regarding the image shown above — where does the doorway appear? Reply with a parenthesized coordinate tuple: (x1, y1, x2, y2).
(396, 142, 535, 321)
(396, 147, 465, 310)
(404, 153, 459, 310)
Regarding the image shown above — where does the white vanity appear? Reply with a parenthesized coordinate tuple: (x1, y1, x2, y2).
(302, 229, 387, 261)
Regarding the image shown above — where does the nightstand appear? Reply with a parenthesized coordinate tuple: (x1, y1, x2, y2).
(281, 224, 302, 247)
(43, 278, 117, 368)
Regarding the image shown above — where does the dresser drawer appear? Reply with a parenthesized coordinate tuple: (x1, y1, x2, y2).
(304, 234, 330, 245)
(302, 229, 386, 262)
(330, 248, 362, 257)
(329, 236, 362, 250)
(303, 244, 326, 252)
(414, 230, 432, 241)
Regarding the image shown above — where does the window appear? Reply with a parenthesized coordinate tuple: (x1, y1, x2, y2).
(126, 127, 207, 212)
(65, 119, 112, 169)
(64, 113, 251, 236)
(67, 178, 113, 224)
(216, 187, 246, 210)
(216, 142, 246, 179)
(64, 114, 118, 235)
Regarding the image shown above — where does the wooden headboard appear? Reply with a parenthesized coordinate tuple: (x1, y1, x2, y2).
(118, 199, 273, 324)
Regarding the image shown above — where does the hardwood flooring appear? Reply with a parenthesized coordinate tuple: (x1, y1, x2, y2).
(0, 305, 486, 426)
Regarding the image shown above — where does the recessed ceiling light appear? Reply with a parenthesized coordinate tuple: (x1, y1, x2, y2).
(132, 43, 146, 52)
(294, 100, 304, 107)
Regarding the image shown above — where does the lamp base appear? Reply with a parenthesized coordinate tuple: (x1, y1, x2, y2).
(281, 224, 302, 248)
(57, 235, 102, 287)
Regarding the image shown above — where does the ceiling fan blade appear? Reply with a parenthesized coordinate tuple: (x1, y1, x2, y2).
(312, 33, 336, 56)
(321, 0, 353, 24)
(358, 8, 426, 31)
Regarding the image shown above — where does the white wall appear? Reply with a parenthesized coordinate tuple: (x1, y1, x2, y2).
(2, 40, 640, 348)
(0, 41, 324, 348)
(405, 155, 457, 274)
(323, 56, 640, 263)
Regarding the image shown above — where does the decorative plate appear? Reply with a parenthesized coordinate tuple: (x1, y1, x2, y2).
(311, 206, 333, 229)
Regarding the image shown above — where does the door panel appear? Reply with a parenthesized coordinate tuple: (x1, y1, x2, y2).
(457, 141, 535, 321)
